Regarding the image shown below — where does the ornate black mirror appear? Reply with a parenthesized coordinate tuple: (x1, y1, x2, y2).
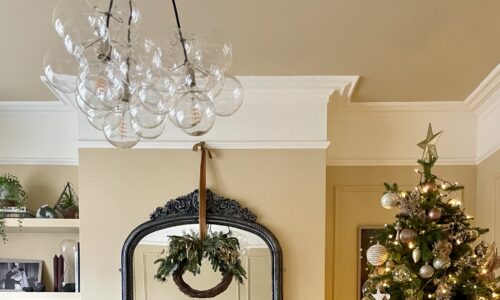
(121, 189, 283, 300)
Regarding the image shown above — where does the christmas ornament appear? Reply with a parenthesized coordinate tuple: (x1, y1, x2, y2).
(400, 228, 417, 244)
(385, 260, 395, 269)
(412, 247, 421, 263)
(419, 264, 434, 279)
(422, 181, 438, 192)
(433, 240, 453, 256)
(428, 207, 442, 221)
(393, 265, 411, 283)
(435, 282, 452, 300)
(367, 243, 389, 266)
(447, 198, 462, 208)
(475, 241, 490, 258)
(432, 256, 451, 270)
(361, 279, 376, 296)
(370, 288, 391, 300)
(417, 123, 443, 162)
(398, 190, 426, 220)
(394, 221, 403, 241)
(381, 192, 399, 209)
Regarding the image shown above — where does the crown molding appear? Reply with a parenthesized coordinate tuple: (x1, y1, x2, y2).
(328, 64, 500, 166)
(78, 140, 330, 149)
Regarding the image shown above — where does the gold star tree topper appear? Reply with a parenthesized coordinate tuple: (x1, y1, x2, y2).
(417, 123, 443, 162)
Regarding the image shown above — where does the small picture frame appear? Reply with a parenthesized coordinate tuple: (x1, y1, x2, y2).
(358, 225, 384, 300)
(0, 260, 43, 292)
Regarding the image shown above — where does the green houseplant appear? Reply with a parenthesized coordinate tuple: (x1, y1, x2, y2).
(0, 173, 27, 242)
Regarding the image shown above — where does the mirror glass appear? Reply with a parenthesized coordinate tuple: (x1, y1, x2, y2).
(133, 224, 272, 300)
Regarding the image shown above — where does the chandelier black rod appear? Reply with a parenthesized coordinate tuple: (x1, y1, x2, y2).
(171, 0, 189, 64)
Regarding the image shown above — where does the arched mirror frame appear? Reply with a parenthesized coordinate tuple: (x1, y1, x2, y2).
(121, 189, 283, 300)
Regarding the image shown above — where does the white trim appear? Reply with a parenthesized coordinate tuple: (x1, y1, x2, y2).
(0, 158, 79, 166)
(327, 158, 478, 167)
(78, 140, 331, 149)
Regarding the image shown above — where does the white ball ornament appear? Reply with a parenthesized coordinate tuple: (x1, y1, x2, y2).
(432, 256, 451, 270)
(366, 243, 389, 266)
(419, 264, 434, 279)
(381, 192, 399, 209)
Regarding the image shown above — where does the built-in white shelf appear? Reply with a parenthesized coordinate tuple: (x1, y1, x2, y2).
(4, 218, 79, 233)
(0, 292, 80, 300)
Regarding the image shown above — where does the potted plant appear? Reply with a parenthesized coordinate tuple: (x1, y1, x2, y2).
(0, 174, 27, 242)
(55, 182, 79, 219)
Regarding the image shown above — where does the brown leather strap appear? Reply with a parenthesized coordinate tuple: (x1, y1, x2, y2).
(193, 142, 212, 241)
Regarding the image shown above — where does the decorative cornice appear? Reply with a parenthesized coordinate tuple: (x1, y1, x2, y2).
(78, 140, 330, 149)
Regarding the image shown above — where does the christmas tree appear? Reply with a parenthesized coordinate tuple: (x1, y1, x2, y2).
(363, 124, 500, 300)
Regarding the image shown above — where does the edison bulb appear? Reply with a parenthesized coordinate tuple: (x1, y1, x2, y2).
(173, 92, 211, 129)
(103, 111, 140, 149)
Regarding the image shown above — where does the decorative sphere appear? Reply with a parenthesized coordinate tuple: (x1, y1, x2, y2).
(400, 228, 417, 244)
(432, 256, 451, 270)
(381, 192, 399, 209)
(36, 204, 58, 218)
(419, 264, 434, 279)
(366, 243, 389, 266)
(385, 260, 395, 269)
(393, 265, 411, 283)
(448, 198, 462, 208)
(428, 207, 442, 221)
(361, 279, 376, 296)
(422, 181, 438, 192)
(475, 241, 490, 258)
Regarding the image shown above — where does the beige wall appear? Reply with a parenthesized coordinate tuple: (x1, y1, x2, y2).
(0, 164, 78, 291)
(78, 149, 326, 300)
(477, 149, 500, 244)
(0, 165, 78, 211)
(326, 165, 477, 300)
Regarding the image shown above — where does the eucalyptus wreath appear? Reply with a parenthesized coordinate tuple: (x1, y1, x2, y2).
(154, 231, 247, 286)
(0, 173, 27, 242)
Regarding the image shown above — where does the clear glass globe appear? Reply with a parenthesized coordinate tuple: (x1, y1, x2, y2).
(43, 46, 79, 93)
(62, 17, 109, 58)
(103, 111, 140, 149)
(189, 31, 232, 72)
(52, 0, 94, 39)
(78, 61, 125, 109)
(173, 92, 214, 131)
(182, 99, 216, 136)
(211, 75, 243, 117)
(129, 101, 165, 128)
(133, 87, 172, 116)
(131, 118, 165, 139)
(76, 93, 112, 119)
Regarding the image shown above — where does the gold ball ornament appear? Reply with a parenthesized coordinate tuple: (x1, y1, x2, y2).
(428, 207, 442, 221)
(419, 264, 434, 279)
(393, 265, 411, 283)
(381, 192, 399, 209)
(366, 243, 389, 266)
(400, 228, 417, 244)
(385, 260, 395, 269)
(422, 181, 438, 192)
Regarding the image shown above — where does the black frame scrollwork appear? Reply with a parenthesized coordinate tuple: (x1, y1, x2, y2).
(121, 189, 283, 300)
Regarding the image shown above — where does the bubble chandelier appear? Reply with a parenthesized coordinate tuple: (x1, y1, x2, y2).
(43, 0, 243, 148)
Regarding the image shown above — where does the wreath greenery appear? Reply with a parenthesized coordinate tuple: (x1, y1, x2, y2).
(154, 231, 247, 285)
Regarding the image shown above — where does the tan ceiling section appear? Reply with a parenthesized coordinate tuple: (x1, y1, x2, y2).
(0, 0, 499, 102)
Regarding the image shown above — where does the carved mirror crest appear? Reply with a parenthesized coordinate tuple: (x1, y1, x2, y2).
(121, 189, 283, 300)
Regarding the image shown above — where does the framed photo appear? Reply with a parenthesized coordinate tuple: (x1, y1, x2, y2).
(0, 260, 42, 292)
(358, 225, 384, 300)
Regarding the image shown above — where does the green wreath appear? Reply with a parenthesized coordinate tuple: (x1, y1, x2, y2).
(155, 231, 247, 297)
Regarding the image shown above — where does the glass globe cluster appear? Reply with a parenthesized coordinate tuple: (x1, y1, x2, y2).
(43, 0, 243, 148)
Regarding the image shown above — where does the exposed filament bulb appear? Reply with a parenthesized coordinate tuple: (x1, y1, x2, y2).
(95, 72, 108, 97)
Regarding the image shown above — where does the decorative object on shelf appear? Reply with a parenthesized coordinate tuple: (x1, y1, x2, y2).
(43, 0, 243, 149)
(0, 173, 27, 242)
(366, 243, 389, 266)
(60, 239, 78, 292)
(54, 182, 79, 219)
(0, 259, 42, 291)
(36, 204, 59, 219)
(363, 124, 500, 299)
(122, 189, 282, 298)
